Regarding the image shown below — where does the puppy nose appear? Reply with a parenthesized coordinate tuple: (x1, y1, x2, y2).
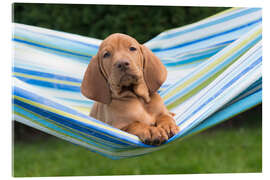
(115, 61, 130, 71)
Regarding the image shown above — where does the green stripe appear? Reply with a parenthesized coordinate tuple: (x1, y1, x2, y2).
(167, 42, 259, 110)
(14, 35, 92, 57)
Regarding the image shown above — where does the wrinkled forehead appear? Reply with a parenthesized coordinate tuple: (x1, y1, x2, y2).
(99, 33, 140, 51)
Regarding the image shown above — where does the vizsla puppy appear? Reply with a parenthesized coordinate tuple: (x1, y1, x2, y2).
(81, 33, 179, 145)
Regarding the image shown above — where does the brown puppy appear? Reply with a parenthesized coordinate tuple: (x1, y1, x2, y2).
(81, 33, 179, 145)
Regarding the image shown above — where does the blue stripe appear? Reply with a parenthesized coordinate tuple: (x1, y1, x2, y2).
(233, 78, 262, 99)
(14, 76, 81, 92)
(167, 42, 261, 106)
(160, 40, 233, 65)
(152, 18, 262, 52)
(13, 86, 148, 147)
(13, 67, 82, 83)
(14, 105, 130, 151)
(13, 38, 92, 58)
(14, 98, 133, 147)
(13, 86, 104, 125)
(154, 8, 261, 41)
(178, 56, 261, 128)
(16, 25, 100, 49)
(207, 39, 235, 49)
(28, 45, 93, 62)
(57, 97, 94, 105)
(167, 60, 261, 144)
(169, 47, 261, 126)
(181, 89, 262, 138)
(161, 35, 261, 100)
(167, 48, 261, 124)
(163, 48, 221, 66)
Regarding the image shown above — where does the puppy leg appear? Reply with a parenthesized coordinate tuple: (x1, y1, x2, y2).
(122, 122, 168, 145)
(156, 114, 179, 139)
(133, 81, 150, 103)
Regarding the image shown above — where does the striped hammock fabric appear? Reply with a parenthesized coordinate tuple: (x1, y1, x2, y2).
(12, 7, 262, 159)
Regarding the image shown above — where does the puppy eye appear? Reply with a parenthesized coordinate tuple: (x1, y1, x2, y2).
(103, 52, 111, 58)
(129, 47, 137, 51)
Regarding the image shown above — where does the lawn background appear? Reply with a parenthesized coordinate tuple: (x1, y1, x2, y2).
(12, 4, 262, 177)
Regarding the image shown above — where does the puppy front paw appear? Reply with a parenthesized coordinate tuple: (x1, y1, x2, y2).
(157, 115, 180, 138)
(144, 126, 168, 145)
(122, 122, 168, 145)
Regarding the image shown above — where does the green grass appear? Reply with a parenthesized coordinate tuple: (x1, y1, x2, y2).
(13, 110, 262, 177)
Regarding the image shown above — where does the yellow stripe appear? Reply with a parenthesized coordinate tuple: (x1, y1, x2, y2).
(162, 8, 240, 34)
(71, 106, 91, 115)
(163, 27, 262, 101)
(13, 95, 138, 140)
(207, 8, 241, 19)
(14, 35, 91, 57)
(13, 72, 81, 86)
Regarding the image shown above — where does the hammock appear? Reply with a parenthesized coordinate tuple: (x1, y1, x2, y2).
(12, 7, 262, 159)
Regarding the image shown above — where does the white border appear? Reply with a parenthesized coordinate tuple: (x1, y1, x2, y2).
(9, 0, 264, 7)
(1, 1, 268, 180)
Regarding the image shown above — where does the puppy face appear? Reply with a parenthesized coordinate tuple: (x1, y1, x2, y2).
(81, 33, 167, 104)
(98, 34, 144, 95)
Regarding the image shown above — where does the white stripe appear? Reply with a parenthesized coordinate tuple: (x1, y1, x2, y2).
(14, 23, 102, 46)
(14, 42, 87, 79)
(145, 9, 261, 49)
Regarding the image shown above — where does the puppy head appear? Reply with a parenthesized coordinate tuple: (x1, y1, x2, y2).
(81, 33, 167, 104)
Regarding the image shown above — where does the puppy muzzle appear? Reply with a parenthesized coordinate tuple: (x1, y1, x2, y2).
(114, 60, 130, 72)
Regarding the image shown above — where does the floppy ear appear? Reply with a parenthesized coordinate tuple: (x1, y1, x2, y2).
(140, 45, 167, 94)
(80, 55, 111, 104)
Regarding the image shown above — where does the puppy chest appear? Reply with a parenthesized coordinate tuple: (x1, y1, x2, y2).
(109, 99, 156, 127)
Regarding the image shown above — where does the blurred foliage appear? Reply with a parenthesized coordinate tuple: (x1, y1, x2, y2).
(13, 3, 228, 43)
